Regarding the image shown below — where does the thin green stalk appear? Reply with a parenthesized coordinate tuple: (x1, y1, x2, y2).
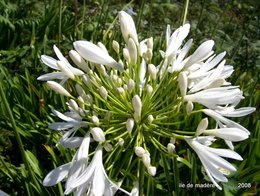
(58, 0, 63, 46)
(0, 82, 40, 191)
(182, 0, 189, 25)
(80, 0, 86, 39)
(138, 161, 145, 196)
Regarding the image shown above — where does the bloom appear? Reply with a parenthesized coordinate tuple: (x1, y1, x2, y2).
(186, 137, 243, 190)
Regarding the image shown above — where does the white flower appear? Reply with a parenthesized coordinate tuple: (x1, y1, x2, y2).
(184, 86, 243, 110)
(73, 41, 123, 71)
(37, 45, 84, 83)
(119, 11, 138, 45)
(68, 145, 130, 195)
(165, 24, 190, 57)
(48, 109, 88, 148)
(126, 118, 135, 134)
(186, 137, 243, 190)
(132, 95, 142, 116)
(147, 166, 157, 176)
(134, 146, 145, 157)
(43, 135, 90, 188)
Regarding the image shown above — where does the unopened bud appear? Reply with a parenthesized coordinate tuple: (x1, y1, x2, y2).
(47, 81, 71, 97)
(135, 146, 145, 157)
(69, 99, 78, 111)
(148, 64, 157, 80)
(186, 101, 194, 114)
(147, 37, 153, 50)
(126, 118, 135, 133)
(99, 86, 108, 100)
(127, 79, 135, 93)
(146, 48, 153, 61)
(91, 127, 105, 142)
(97, 42, 108, 54)
(69, 50, 90, 73)
(146, 84, 153, 95)
(112, 40, 120, 54)
(84, 94, 93, 105)
(82, 74, 92, 88)
(77, 96, 85, 109)
(178, 72, 188, 97)
(104, 111, 111, 121)
(147, 166, 156, 176)
(167, 143, 175, 154)
(170, 138, 176, 144)
(92, 115, 99, 126)
(123, 48, 131, 64)
(128, 38, 137, 65)
(147, 114, 154, 124)
(118, 138, 124, 146)
(96, 64, 107, 76)
(196, 118, 208, 136)
(132, 95, 142, 115)
(142, 152, 151, 167)
(104, 143, 113, 152)
(118, 87, 125, 95)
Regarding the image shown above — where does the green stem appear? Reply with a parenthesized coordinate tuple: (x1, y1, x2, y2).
(58, 0, 63, 46)
(0, 83, 40, 190)
(138, 160, 145, 196)
(182, 0, 189, 25)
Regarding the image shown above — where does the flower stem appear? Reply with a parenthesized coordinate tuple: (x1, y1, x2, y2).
(138, 160, 145, 196)
(182, 0, 189, 25)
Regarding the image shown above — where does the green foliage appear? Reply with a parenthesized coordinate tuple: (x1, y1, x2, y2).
(0, 0, 259, 195)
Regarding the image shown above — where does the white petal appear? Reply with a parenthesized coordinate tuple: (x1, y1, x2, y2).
(43, 163, 71, 186)
(74, 41, 123, 71)
(48, 122, 75, 130)
(217, 107, 256, 117)
(203, 128, 248, 141)
(61, 137, 83, 148)
(41, 55, 59, 70)
(206, 147, 243, 161)
(52, 109, 78, 122)
(37, 72, 66, 81)
(47, 81, 71, 97)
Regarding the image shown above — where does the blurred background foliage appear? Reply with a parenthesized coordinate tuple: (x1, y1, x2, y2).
(0, 0, 259, 195)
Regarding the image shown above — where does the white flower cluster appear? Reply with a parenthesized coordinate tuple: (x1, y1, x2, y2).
(39, 10, 255, 194)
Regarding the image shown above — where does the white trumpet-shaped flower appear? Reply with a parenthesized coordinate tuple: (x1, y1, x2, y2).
(73, 41, 123, 71)
(186, 137, 243, 190)
(69, 145, 130, 196)
(37, 45, 84, 83)
(48, 109, 88, 148)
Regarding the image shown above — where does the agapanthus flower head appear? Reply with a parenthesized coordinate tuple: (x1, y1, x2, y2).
(39, 9, 255, 195)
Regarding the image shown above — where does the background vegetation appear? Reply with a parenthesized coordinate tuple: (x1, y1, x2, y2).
(0, 0, 259, 195)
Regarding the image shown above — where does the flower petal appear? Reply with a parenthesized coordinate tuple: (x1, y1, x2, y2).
(43, 163, 71, 186)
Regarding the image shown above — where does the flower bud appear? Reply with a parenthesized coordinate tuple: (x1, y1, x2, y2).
(92, 115, 99, 126)
(118, 138, 124, 146)
(148, 64, 157, 80)
(126, 118, 135, 134)
(104, 111, 111, 121)
(56, 61, 75, 80)
(196, 118, 208, 136)
(97, 42, 108, 54)
(84, 94, 93, 105)
(118, 87, 125, 95)
(132, 95, 142, 115)
(69, 50, 90, 73)
(127, 79, 135, 93)
(186, 101, 194, 114)
(75, 84, 85, 97)
(135, 146, 145, 157)
(170, 137, 176, 144)
(128, 37, 137, 65)
(147, 37, 153, 50)
(69, 99, 78, 111)
(167, 143, 175, 154)
(146, 48, 153, 61)
(96, 64, 107, 76)
(146, 84, 153, 95)
(77, 96, 85, 109)
(178, 72, 188, 97)
(99, 86, 108, 100)
(91, 127, 105, 142)
(104, 143, 113, 152)
(82, 74, 92, 88)
(142, 152, 151, 167)
(112, 40, 120, 54)
(47, 81, 71, 97)
(147, 166, 156, 176)
(123, 48, 131, 64)
(147, 114, 154, 124)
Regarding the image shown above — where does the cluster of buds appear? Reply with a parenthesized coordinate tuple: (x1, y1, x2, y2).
(135, 147, 156, 176)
